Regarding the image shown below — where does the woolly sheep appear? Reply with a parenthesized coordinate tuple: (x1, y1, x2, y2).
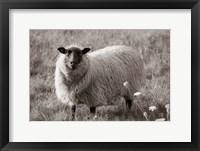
(55, 45, 144, 120)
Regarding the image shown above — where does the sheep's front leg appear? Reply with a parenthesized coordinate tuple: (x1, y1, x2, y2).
(71, 105, 76, 121)
(61, 97, 76, 120)
(90, 107, 97, 120)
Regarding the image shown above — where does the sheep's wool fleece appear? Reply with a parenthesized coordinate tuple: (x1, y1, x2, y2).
(55, 45, 144, 107)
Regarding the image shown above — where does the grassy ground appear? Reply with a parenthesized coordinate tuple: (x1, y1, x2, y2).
(30, 29, 170, 121)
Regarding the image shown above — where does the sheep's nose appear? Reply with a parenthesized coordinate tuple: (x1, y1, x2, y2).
(70, 62, 77, 70)
(70, 61, 78, 65)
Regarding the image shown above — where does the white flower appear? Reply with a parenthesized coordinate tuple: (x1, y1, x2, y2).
(165, 104, 170, 109)
(165, 104, 170, 114)
(67, 101, 74, 107)
(93, 115, 97, 120)
(143, 112, 148, 118)
(134, 92, 142, 96)
(143, 112, 149, 121)
(155, 118, 166, 121)
(123, 81, 129, 89)
(149, 106, 157, 112)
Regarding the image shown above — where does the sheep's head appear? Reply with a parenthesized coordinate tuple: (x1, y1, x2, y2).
(58, 46, 90, 70)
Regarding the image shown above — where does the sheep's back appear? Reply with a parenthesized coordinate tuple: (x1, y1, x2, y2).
(84, 46, 144, 106)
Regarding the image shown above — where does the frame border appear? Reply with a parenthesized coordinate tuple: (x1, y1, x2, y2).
(0, 0, 199, 151)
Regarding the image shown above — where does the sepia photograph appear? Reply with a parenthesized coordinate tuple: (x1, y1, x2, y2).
(30, 29, 170, 121)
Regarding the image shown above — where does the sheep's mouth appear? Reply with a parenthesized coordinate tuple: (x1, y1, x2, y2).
(69, 64, 77, 70)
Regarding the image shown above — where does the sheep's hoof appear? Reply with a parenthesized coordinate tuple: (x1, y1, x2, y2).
(90, 107, 97, 120)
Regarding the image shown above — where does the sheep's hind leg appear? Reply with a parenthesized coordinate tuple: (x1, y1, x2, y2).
(126, 99, 132, 110)
(90, 107, 97, 120)
(71, 105, 76, 121)
(124, 96, 132, 111)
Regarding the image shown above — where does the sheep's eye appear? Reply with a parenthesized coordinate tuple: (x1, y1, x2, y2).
(67, 50, 72, 54)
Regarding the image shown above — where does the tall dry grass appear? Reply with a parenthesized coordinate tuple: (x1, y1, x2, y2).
(30, 29, 170, 121)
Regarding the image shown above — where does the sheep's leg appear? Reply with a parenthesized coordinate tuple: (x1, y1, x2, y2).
(126, 99, 132, 110)
(90, 107, 96, 114)
(90, 107, 97, 120)
(71, 105, 76, 121)
(124, 96, 133, 111)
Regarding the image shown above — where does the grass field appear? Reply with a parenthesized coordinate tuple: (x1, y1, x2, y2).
(30, 29, 170, 121)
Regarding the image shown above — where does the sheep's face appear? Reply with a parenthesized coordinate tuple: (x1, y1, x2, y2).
(58, 46, 90, 70)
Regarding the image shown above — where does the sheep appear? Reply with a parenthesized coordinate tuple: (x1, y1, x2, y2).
(55, 44, 144, 120)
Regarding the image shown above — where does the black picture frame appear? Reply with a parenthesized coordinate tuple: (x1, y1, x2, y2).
(0, 0, 199, 151)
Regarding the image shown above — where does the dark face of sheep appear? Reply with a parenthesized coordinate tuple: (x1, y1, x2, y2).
(58, 46, 90, 70)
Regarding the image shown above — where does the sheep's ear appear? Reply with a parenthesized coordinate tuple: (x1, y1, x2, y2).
(82, 48, 90, 54)
(58, 47, 66, 54)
